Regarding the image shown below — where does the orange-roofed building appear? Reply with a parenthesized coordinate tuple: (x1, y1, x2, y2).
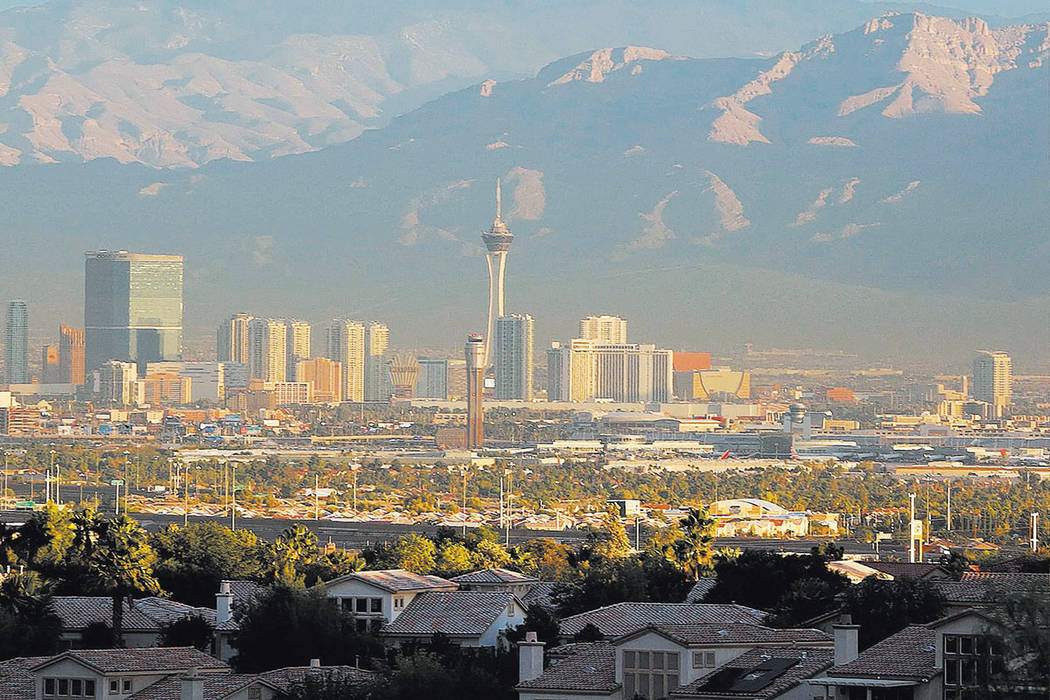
(672, 352, 711, 372)
(826, 387, 856, 402)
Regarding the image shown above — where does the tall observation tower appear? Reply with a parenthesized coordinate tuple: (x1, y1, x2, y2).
(481, 179, 513, 366)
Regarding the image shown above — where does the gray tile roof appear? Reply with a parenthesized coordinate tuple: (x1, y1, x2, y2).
(936, 572, 1049, 605)
(516, 643, 618, 693)
(0, 656, 48, 700)
(52, 596, 216, 633)
(862, 562, 948, 580)
(684, 579, 716, 603)
(521, 581, 558, 609)
(559, 603, 768, 639)
(222, 579, 265, 609)
(639, 624, 831, 647)
(327, 569, 456, 593)
(128, 666, 375, 700)
(675, 647, 835, 698)
(382, 591, 517, 638)
(828, 626, 937, 681)
(450, 568, 539, 585)
(33, 647, 228, 675)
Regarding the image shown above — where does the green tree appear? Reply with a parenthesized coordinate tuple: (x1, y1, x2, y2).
(159, 614, 214, 651)
(507, 603, 561, 648)
(0, 570, 62, 660)
(233, 585, 382, 673)
(982, 582, 1050, 695)
(390, 534, 437, 574)
(516, 539, 573, 581)
(843, 577, 946, 649)
(82, 514, 163, 646)
(673, 509, 715, 580)
(435, 541, 473, 577)
(151, 521, 269, 606)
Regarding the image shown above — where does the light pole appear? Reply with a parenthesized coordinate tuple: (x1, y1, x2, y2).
(908, 493, 917, 564)
(48, 450, 56, 503)
(230, 463, 237, 531)
(122, 450, 130, 514)
(946, 481, 952, 533)
(1032, 512, 1039, 553)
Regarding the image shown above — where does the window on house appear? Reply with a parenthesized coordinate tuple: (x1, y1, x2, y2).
(943, 634, 998, 700)
(43, 678, 96, 698)
(341, 598, 353, 612)
(692, 651, 716, 668)
(355, 597, 369, 613)
(109, 679, 119, 694)
(623, 650, 680, 698)
(370, 597, 382, 613)
(122, 679, 131, 692)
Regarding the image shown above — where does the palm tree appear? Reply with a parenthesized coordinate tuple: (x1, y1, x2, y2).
(675, 509, 715, 581)
(85, 514, 162, 646)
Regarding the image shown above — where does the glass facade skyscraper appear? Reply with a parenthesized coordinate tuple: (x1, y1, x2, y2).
(84, 251, 183, 373)
(4, 300, 29, 383)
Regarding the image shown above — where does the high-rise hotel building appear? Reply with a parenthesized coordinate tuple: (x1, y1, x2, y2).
(285, 319, 312, 380)
(547, 339, 672, 403)
(494, 314, 533, 400)
(579, 315, 628, 344)
(59, 323, 86, 385)
(973, 350, 1012, 417)
(364, 322, 390, 402)
(84, 251, 183, 373)
(465, 334, 485, 448)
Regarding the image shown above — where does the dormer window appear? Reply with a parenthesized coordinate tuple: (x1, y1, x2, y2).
(623, 650, 680, 699)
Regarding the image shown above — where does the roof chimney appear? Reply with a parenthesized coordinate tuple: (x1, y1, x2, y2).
(216, 581, 233, 624)
(310, 658, 321, 668)
(179, 668, 204, 700)
(832, 615, 859, 666)
(519, 631, 545, 683)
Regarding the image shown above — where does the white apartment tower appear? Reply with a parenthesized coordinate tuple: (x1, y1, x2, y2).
(364, 321, 390, 402)
(284, 319, 312, 379)
(494, 314, 534, 400)
(973, 350, 1012, 417)
(248, 319, 287, 383)
(217, 313, 253, 364)
(579, 315, 628, 344)
(325, 319, 366, 402)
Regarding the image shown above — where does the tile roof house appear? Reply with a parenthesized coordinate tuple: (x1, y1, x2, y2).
(0, 656, 48, 700)
(935, 571, 1049, 614)
(320, 569, 457, 633)
(128, 663, 375, 700)
(28, 647, 227, 700)
(683, 579, 716, 604)
(861, 562, 951, 581)
(451, 568, 540, 597)
(214, 580, 267, 662)
(51, 596, 217, 649)
(517, 620, 831, 700)
(673, 646, 836, 699)
(381, 591, 527, 648)
(558, 603, 768, 641)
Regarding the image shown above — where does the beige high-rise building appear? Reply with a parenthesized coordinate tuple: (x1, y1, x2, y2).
(296, 357, 343, 403)
(547, 339, 672, 403)
(284, 319, 311, 379)
(248, 319, 287, 383)
(579, 315, 628, 344)
(325, 319, 366, 402)
(364, 322, 390, 402)
(217, 313, 253, 364)
(973, 350, 1012, 417)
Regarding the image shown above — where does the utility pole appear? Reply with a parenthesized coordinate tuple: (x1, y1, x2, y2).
(909, 493, 917, 564)
(230, 463, 236, 531)
(1032, 512, 1039, 553)
(499, 472, 505, 547)
(946, 482, 952, 533)
(315, 475, 319, 521)
(183, 465, 189, 527)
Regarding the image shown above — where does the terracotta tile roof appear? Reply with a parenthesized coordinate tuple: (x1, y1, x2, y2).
(559, 603, 768, 639)
(516, 643, 618, 693)
(33, 647, 228, 675)
(450, 568, 539, 585)
(326, 569, 456, 593)
(684, 579, 716, 603)
(638, 624, 831, 647)
(862, 562, 948, 580)
(257, 665, 375, 691)
(828, 626, 937, 681)
(675, 647, 835, 698)
(52, 596, 215, 633)
(382, 591, 517, 638)
(937, 572, 1049, 605)
(0, 656, 49, 700)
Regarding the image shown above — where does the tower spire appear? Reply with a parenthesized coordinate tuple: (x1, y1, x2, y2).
(496, 177, 502, 221)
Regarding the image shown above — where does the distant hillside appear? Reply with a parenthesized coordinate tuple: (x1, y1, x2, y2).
(0, 12, 1046, 365)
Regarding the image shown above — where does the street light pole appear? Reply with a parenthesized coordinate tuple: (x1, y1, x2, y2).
(909, 493, 917, 564)
(1032, 512, 1039, 553)
(231, 463, 236, 531)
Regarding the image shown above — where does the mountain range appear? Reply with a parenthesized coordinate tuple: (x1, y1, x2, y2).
(0, 3, 1046, 366)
